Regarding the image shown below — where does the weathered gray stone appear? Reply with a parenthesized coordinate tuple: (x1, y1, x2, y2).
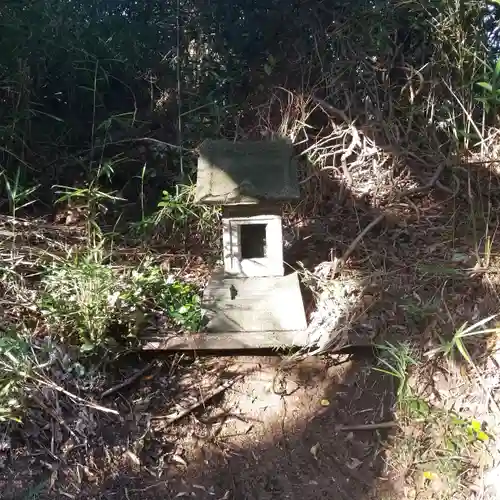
(222, 214, 284, 277)
(194, 139, 300, 205)
(142, 330, 308, 350)
(201, 271, 307, 334)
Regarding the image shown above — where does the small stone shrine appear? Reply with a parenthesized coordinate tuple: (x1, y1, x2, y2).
(191, 138, 308, 349)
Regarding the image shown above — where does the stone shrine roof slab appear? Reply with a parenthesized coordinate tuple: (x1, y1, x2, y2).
(194, 139, 300, 205)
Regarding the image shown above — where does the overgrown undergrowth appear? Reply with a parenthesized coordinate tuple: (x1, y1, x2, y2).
(2, 0, 500, 499)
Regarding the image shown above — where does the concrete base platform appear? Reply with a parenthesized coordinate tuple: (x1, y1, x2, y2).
(203, 271, 307, 333)
(142, 272, 308, 350)
(142, 330, 307, 350)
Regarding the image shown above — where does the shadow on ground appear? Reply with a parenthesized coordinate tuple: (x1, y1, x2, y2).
(72, 152, 500, 499)
(3, 142, 500, 500)
(82, 354, 396, 500)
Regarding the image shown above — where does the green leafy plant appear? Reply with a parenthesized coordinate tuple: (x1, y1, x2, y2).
(476, 59, 500, 111)
(53, 177, 124, 247)
(129, 182, 219, 243)
(1, 167, 38, 217)
(0, 167, 39, 262)
(451, 416, 490, 444)
(39, 253, 202, 351)
(374, 341, 419, 406)
(425, 315, 500, 414)
(411, 410, 491, 494)
(39, 254, 118, 352)
(425, 314, 500, 365)
(159, 280, 202, 330)
(156, 187, 196, 225)
(122, 263, 202, 331)
(156, 183, 219, 232)
(0, 331, 31, 422)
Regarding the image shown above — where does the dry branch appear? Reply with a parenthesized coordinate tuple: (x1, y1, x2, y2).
(152, 374, 243, 424)
(101, 361, 157, 398)
(312, 95, 351, 123)
(31, 393, 80, 442)
(395, 162, 448, 200)
(335, 421, 398, 432)
(311, 94, 360, 185)
(330, 213, 385, 277)
(36, 378, 119, 415)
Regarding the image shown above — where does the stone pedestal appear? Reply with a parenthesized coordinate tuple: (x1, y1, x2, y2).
(143, 272, 307, 349)
(143, 139, 308, 350)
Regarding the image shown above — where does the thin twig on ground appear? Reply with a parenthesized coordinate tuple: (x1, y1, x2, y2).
(31, 393, 80, 442)
(335, 421, 398, 432)
(330, 213, 385, 277)
(101, 361, 158, 398)
(152, 374, 244, 424)
(36, 378, 119, 415)
(395, 162, 449, 199)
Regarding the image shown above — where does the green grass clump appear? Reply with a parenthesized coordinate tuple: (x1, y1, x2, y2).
(40, 258, 117, 351)
(0, 330, 32, 422)
(39, 255, 202, 352)
(375, 340, 492, 497)
(130, 182, 220, 243)
(374, 341, 419, 408)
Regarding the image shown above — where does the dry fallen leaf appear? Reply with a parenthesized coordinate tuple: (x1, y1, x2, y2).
(82, 465, 98, 482)
(124, 450, 141, 467)
(172, 454, 188, 467)
(310, 442, 320, 460)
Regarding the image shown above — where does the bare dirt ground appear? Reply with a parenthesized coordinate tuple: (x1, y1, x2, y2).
(149, 355, 393, 500)
(8, 353, 393, 500)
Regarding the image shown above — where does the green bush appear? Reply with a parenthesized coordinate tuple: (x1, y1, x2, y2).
(40, 258, 117, 351)
(39, 256, 202, 352)
(123, 265, 202, 331)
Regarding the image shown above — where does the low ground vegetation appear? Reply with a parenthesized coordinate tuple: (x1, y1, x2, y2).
(2, 0, 500, 499)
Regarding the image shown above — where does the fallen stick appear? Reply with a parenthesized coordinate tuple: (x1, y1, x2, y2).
(31, 393, 80, 442)
(395, 162, 450, 200)
(152, 374, 244, 424)
(101, 361, 157, 398)
(35, 377, 119, 415)
(335, 421, 398, 432)
(311, 95, 350, 123)
(330, 213, 385, 277)
(312, 94, 358, 186)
